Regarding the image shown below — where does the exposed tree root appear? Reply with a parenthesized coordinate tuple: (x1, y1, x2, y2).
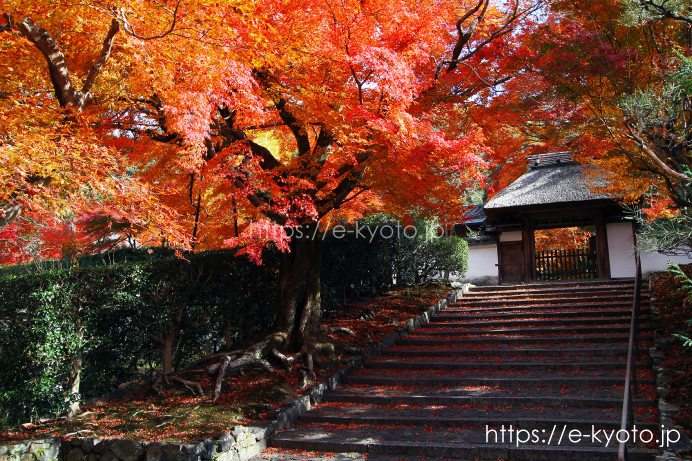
(150, 373, 204, 397)
(151, 377, 164, 396)
(271, 348, 293, 372)
(168, 375, 204, 396)
(213, 355, 230, 400)
(151, 328, 367, 402)
(321, 326, 357, 337)
(205, 339, 278, 400)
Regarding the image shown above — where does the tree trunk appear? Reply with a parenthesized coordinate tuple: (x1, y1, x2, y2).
(191, 194, 202, 251)
(161, 333, 175, 375)
(224, 316, 233, 350)
(66, 354, 82, 419)
(275, 223, 323, 350)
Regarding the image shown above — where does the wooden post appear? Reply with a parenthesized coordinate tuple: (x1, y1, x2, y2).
(522, 218, 535, 283)
(496, 243, 503, 285)
(594, 211, 611, 280)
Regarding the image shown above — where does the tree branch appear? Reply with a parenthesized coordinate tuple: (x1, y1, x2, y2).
(447, 0, 489, 73)
(435, 0, 528, 80)
(115, 1, 181, 40)
(624, 117, 692, 181)
(82, 19, 120, 97)
(10, 14, 119, 110)
(274, 98, 311, 156)
(313, 127, 334, 166)
(317, 169, 366, 213)
(14, 17, 79, 108)
(218, 107, 283, 170)
(146, 331, 165, 347)
(640, 0, 692, 26)
(0, 13, 13, 33)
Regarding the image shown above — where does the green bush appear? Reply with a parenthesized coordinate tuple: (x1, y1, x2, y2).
(0, 270, 95, 425)
(321, 217, 468, 310)
(0, 220, 468, 428)
(0, 249, 280, 427)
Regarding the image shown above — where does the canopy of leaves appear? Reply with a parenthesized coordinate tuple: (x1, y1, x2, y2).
(1, 0, 541, 260)
(486, 0, 692, 209)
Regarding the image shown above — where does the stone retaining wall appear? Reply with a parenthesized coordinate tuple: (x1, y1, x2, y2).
(0, 289, 464, 461)
(0, 427, 265, 461)
(649, 278, 691, 461)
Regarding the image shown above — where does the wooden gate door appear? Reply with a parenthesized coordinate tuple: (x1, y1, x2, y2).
(498, 242, 525, 284)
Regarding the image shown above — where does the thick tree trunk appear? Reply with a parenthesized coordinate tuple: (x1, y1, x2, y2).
(275, 223, 323, 349)
(66, 354, 82, 418)
(161, 334, 175, 375)
(197, 226, 351, 398)
(224, 316, 233, 350)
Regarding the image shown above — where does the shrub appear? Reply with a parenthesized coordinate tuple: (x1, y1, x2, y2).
(0, 250, 280, 427)
(0, 220, 468, 428)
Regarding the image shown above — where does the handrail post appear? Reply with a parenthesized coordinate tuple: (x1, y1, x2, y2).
(628, 385, 634, 428)
(632, 358, 638, 396)
(618, 244, 642, 461)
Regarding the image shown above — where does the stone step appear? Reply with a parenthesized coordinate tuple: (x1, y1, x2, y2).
(299, 413, 659, 433)
(465, 286, 639, 293)
(269, 426, 658, 460)
(350, 367, 652, 380)
(249, 451, 454, 461)
(443, 302, 634, 314)
(389, 341, 652, 351)
(346, 375, 656, 387)
(365, 360, 646, 371)
(422, 317, 648, 328)
(382, 347, 634, 357)
(375, 353, 649, 361)
(463, 289, 647, 301)
(433, 309, 648, 321)
(325, 393, 658, 409)
(304, 401, 657, 420)
(409, 325, 650, 336)
(329, 382, 657, 401)
(262, 281, 659, 461)
(396, 335, 640, 346)
(468, 279, 639, 291)
(454, 295, 638, 307)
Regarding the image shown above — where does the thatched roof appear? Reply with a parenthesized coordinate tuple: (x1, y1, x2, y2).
(485, 155, 612, 210)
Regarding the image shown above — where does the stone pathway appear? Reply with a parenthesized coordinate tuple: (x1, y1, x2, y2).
(251, 281, 660, 460)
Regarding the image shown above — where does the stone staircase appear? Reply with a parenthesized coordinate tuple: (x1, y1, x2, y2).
(252, 281, 660, 461)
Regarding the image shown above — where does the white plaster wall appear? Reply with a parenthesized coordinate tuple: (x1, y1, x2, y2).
(468, 244, 500, 276)
(499, 231, 523, 242)
(607, 222, 636, 278)
(452, 243, 500, 285)
(606, 221, 692, 277)
(641, 250, 692, 276)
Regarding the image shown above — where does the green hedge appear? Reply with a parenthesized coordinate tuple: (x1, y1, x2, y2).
(0, 218, 467, 427)
(0, 250, 280, 427)
(321, 218, 468, 311)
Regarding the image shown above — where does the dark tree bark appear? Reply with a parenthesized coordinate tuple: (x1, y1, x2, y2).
(0, 13, 119, 230)
(275, 223, 323, 350)
(146, 328, 179, 376)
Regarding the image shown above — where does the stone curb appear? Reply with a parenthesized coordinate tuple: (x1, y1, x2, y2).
(648, 277, 690, 460)
(0, 288, 465, 461)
